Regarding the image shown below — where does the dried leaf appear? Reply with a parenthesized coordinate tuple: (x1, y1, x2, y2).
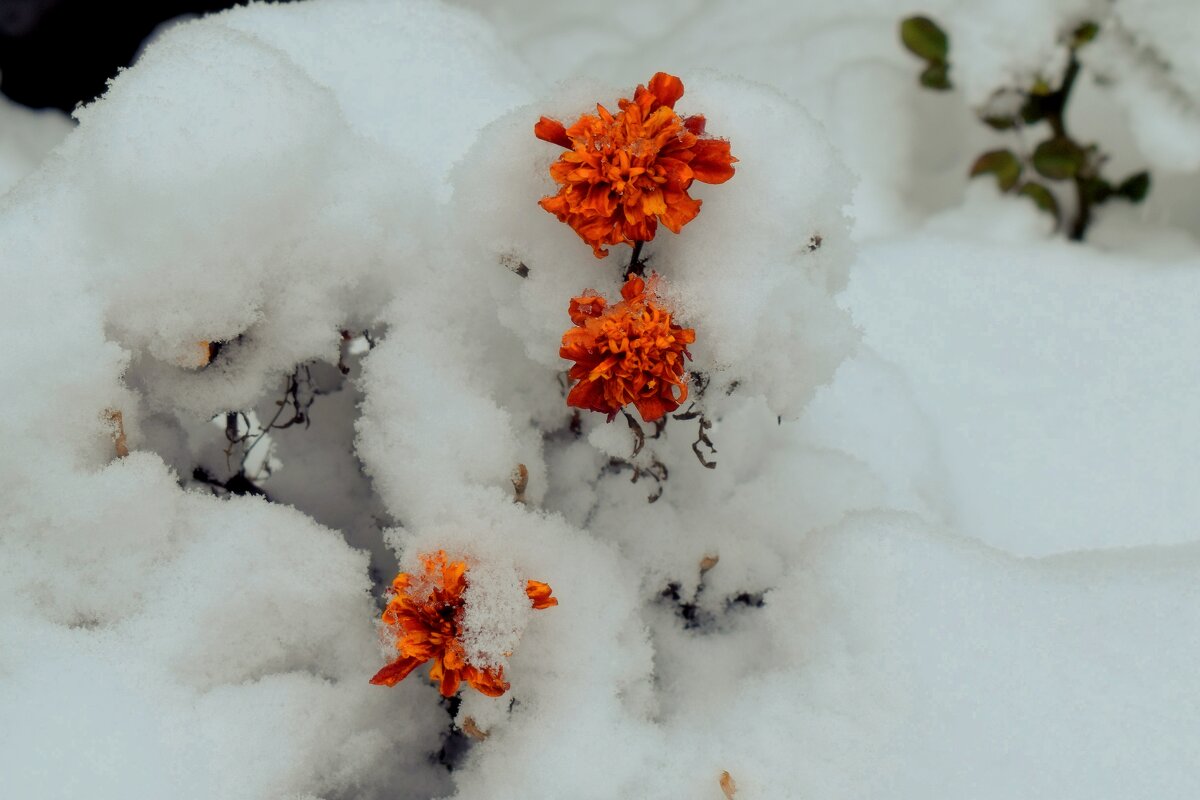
(719, 770, 737, 799)
(104, 409, 129, 458)
(177, 340, 215, 369)
(461, 717, 489, 740)
(511, 463, 529, 504)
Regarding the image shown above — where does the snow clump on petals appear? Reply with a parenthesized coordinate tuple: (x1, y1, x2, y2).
(370, 551, 556, 698)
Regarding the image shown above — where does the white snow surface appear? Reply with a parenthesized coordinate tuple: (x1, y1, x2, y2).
(2, 0, 1200, 798)
(0, 93, 71, 195)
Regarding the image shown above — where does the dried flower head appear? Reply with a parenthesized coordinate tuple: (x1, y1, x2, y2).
(560, 274, 695, 422)
(370, 551, 557, 697)
(535, 72, 736, 258)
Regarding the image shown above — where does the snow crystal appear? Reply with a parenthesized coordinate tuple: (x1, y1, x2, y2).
(460, 558, 534, 669)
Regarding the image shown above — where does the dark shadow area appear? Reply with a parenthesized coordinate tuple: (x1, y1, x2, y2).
(0, 0, 292, 111)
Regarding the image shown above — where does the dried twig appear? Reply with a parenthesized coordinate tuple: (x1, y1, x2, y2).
(631, 458, 668, 503)
(692, 416, 717, 469)
(673, 405, 718, 468)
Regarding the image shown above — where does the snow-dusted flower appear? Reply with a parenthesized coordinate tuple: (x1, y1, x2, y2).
(535, 72, 737, 258)
(370, 551, 557, 697)
(560, 274, 696, 422)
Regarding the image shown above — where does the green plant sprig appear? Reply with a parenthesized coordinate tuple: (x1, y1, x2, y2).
(901, 16, 1150, 241)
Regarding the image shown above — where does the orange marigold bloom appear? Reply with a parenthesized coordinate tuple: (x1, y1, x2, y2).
(535, 71, 736, 258)
(370, 551, 557, 697)
(561, 274, 695, 422)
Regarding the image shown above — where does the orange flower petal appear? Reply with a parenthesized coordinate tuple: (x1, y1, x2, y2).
(466, 666, 510, 697)
(369, 656, 424, 686)
(526, 580, 559, 609)
(566, 377, 606, 411)
(688, 138, 737, 184)
(534, 116, 571, 148)
(634, 394, 670, 422)
(568, 294, 607, 325)
(372, 552, 553, 698)
(657, 190, 702, 234)
(647, 72, 685, 109)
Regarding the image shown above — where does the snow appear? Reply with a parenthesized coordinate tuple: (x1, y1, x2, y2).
(3, 0, 1200, 797)
(0, 94, 71, 195)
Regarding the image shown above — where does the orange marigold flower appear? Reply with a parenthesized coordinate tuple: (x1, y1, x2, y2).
(560, 274, 695, 422)
(535, 71, 737, 258)
(370, 551, 557, 697)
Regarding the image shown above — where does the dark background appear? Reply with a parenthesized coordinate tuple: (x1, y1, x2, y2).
(0, 0, 289, 111)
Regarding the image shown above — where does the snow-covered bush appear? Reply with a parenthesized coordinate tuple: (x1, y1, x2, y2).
(3, 0, 1200, 798)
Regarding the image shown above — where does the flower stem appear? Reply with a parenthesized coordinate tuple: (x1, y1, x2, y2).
(625, 241, 646, 278)
(1043, 48, 1091, 241)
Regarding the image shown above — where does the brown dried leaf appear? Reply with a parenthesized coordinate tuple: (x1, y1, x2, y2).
(719, 770, 737, 799)
(104, 409, 129, 458)
(461, 717, 489, 740)
(511, 463, 529, 504)
(177, 340, 215, 369)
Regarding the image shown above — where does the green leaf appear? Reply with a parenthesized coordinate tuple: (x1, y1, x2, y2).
(1072, 21, 1100, 48)
(1018, 182, 1061, 221)
(1080, 177, 1112, 205)
(919, 61, 952, 91)
(1032, 137, 1085, 180)
(901, 16, 949, 62)
(1116, 171, 1151, 203)
(1030, 77, 1054, 96)
(981, 114, 1017, 131)
(970, 149, 1022, 191)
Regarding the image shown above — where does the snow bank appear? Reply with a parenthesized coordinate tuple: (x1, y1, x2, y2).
(4, 0, 1200, 797)
(837, 206, 1200, 555)
(0, 94, 70, 195)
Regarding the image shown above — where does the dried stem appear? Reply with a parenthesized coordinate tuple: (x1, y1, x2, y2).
(692, 416, 718, 469)
(672, 404, 718, 469)
(623, 411, 646, 457)
(1042, 49, 1092, 240)
(624, 240, 647, 279)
